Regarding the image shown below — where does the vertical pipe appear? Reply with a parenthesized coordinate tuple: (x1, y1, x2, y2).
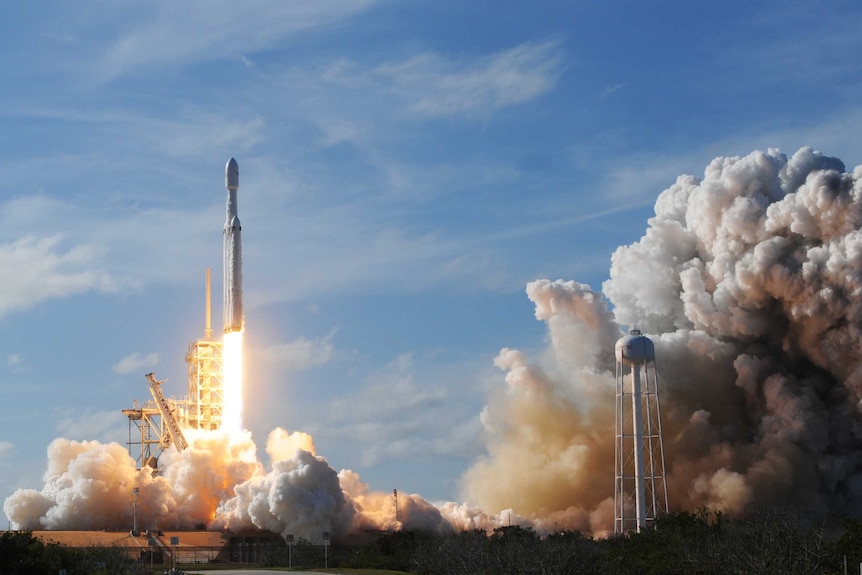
(205, 268, 213, 340)
(631, 363, 646, 531)
(133, 487, 139, 533)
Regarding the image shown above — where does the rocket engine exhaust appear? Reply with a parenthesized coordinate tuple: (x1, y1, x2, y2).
(224, 157, 242, 334)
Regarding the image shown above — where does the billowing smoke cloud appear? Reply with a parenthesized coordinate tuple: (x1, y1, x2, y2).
(3, 432, 262, 532)
(462, 147, 862, 533)
(8, 146, 862, 539)
(458, 280, 621, 536)
(4, 427, 454, 540)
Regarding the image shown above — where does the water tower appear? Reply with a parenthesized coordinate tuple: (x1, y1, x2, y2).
(614, 329, 669, 533)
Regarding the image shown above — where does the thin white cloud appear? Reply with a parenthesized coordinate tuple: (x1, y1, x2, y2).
(258, 333, 336, 372)
(730, 108, 862, 168)
(0, 189, 226, 299)
(351, 416, 485, 467)
(124, 113, 266, 160)
(329, 353, 448, 416)
(316, 353, 485, 464)
(713, 4, 862, 93)
(5, 105, 265, 164)
(602, 153, 702, 204)
(0, 442, 13, 458)
(6, 354, 21, 367)
(55, 409, 127, 444)
(0, 235, 118, 318)
(375, 40, 565, 118)
(97, 1, 381, 80)
(595, 107, 862, 209)
(113, 352, 160, 375)
(598, 83, 625, 99)
(40, 31, 79, 45)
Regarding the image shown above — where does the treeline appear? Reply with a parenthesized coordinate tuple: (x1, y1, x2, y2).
(0, 531, 148, 575)
(6, 510, 862, 574)
(332, 509, 862, 574)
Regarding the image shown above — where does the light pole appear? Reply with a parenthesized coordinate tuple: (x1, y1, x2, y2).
(286, 534, 293, 568)
(132, 487, 139, 535)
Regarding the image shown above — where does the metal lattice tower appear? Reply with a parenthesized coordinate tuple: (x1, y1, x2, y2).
(183, 268, 223, 430)
(614, 329, 669, 534)
(122, 400, 167, 471)
(184, 338, 223, 430)
(122, 372, 188, 473)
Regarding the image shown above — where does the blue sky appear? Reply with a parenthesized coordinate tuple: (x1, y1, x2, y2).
(2, 0, 862, 510)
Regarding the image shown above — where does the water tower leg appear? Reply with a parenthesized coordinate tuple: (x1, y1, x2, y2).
(631, 364, 647, 532)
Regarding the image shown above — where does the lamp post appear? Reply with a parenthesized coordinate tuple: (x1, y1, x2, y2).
(286, 534, 293, 568)
(132, 487, 139, 535)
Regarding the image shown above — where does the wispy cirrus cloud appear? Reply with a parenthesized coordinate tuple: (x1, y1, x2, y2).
(598, 83, 625, 99)
(258, 333, 336, 372)
(374, 40, 565, 119)
(96, 1, 382, 80)
(113, 352, 159, 375)
(55, 409, 127, 443)
(317, 353, 484, 465)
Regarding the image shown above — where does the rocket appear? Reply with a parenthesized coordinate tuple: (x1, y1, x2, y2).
(224, 157, 243, 333)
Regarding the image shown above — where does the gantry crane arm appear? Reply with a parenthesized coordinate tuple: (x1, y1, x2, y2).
(145, 372, 188, 452)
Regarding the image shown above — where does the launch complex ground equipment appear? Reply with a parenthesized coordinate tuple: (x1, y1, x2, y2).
(123, 269, 225, 471)
(146, 373, 188, 451)
(120, 373, 189, 472)
(184, 268, 224, 431)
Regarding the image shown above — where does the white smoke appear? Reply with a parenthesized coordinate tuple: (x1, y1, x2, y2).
(8, 146, 862, 538)
(3, 439, 150, 531)
(4, 427, 452, 541)
(461, 147, 862, 531)
(458, 281, 620, 536)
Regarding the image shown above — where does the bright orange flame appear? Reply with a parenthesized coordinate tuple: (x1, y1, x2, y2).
(222, 331, 243, 434)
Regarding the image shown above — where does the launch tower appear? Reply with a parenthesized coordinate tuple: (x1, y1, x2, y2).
(614, 329, 669, 533)
(183, 268, 224, 430)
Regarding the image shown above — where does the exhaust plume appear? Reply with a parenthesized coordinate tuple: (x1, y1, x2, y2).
(4, 428, 452, 540)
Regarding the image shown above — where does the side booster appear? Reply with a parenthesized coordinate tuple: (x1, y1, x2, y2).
(224, 157, 243, 333)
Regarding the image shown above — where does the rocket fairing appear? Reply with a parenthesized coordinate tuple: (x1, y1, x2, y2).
(224, 157, 243, 333)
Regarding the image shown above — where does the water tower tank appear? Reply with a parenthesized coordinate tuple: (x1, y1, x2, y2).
(615, 329, 655, 365)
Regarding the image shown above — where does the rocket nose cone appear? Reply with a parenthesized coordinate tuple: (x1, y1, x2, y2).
(226, 158, 239, 191)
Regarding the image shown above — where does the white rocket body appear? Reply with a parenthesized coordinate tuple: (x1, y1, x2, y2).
(224, 158, 243, 333)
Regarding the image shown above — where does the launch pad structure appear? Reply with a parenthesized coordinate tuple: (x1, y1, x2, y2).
(122, 269, 224, 471)
(183, 267, 224, 432)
